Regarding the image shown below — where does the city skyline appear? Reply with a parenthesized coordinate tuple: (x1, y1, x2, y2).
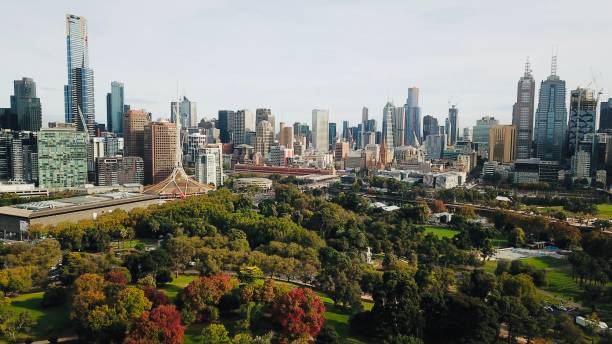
(2, 1, 612, 130)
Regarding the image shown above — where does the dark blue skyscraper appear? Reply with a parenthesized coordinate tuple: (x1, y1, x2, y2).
(10, 78, 41, 132)
(106, 81, 124, 134)
(328, 122, 337, 147)
(534, 57, 567, 163)
(64, 14, 95, 135)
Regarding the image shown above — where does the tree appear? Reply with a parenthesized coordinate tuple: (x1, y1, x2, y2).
(457, 205, 476, 219)
(124, 305, 184, 344)
(509, 227, 526, 247)
(554, 315, 585, 344)
(317, 247, 363, 312)
(272, 287, 326, 341)
(431, 200, 447, 213)
(461, 269, 496, 299)
(316, 324, 340, 344)
(142, 287, 170, 308)
(372, 270, 421, 338)
(164, 236, 196, 276)
(200, 323, 231, 344)
(177, 273, 238, 324)
(0, 305, 35, 343)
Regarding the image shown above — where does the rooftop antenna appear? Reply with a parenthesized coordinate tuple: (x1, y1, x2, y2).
(551, 47, 558, 77)
(524, 56, 532, 76)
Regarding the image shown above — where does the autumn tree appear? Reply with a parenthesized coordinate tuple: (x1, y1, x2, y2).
(272, 287, 326, 341)
(124, 304, 184, 344)
(431, 200, 447, 213)
(177, 273, 238, 324)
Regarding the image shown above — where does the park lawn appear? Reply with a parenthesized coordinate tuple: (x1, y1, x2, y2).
(422, 226, 459, 239)
(521, 256, 582, 302)
(596, 204, 612, 219)
(5, 292, 72, 341)
(159, 274, 198, 301)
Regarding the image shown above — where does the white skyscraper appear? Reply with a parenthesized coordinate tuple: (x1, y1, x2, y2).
(382, 102, 395, 148)
(312, 109, 329, 152)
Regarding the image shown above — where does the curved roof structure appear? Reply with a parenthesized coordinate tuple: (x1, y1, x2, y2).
(143, 166, 213, 199)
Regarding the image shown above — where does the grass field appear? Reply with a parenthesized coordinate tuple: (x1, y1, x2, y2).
(5, 292, 71, 341)
(521, 256, 582, 302)
(596, 204, 612, 219)
(422, 226, 459, 239)
(159, 274, 198, 300)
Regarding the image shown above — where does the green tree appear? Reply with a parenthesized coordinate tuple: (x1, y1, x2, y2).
(372, 270, 421, 338)
(200, 323, 231, 344)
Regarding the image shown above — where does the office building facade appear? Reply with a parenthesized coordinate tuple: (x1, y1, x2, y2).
(11, 78, 42, 132)
(448, 105, 459, 145)
(96, 156, 144, 186)
(123, 109, 150, 158)
(37, 126, 88, 188)
(568, 87, 597, 154)
(312, 109, 329, 152)
(404, 87, 421, 145)
(144, 121, 177, 184)
(488, 125, 517, 163)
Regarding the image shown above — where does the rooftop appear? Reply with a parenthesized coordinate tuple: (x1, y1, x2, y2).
(0, 192, 156, 218)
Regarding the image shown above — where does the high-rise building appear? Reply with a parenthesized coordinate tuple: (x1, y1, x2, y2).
(422, 115, 439, 142)
(448, 105, 459, 145)
(512, 60, 535, 159)
(312, 109, 329, 152)
(106, 81, 124, 134)
(335, 141, 349, 162)
(171, 96, 198, 129)
(462, 127, 473, 142)
(195, 143, 223, 187)
(600, 99, 612, 132)
(382, 102, 395, 148)
(328, 122, 337, 147)
(96, 156, 144, 186)
(404, 87, 421, 145)
(488, 125, 517, 163)
(37, 125, 88, 188)
(534, 56, 567, 163)
(255, 109, 275, 133)
(392, 106, 405, 147)
(279, 122, 293, 148)
(255, 120, 274, 157)
(123, 109, 150, 158)
(424, 134, 446, 160)
(144, 121, 177, 184)
(218, 110, 235, 143)
(10, 78, 41, 132)
(341, 121, 350, 140)
(473, 116, 499, 158)
(362, 107, 369, 123)
(233, 110, 253, 146)
(568, 87, 597, 154)
(64, 14, 95, 136)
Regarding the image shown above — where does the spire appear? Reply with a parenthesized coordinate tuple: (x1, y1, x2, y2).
(550, 53, 558, 77)
(524, 57, 532, 77)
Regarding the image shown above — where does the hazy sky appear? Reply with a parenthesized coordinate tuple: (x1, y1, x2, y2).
(2, 0, 612, 131)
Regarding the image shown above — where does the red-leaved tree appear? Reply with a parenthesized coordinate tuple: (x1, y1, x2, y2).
(272, 287, 326, 341)
(124, 304, 184, 344)
(177, 273, 238, 323)
(142, 286, 170, 308)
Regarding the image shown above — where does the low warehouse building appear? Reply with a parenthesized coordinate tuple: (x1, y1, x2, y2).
(0, 192, 160, 239)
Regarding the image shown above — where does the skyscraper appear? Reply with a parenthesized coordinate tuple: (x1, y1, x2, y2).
(312, 109, 329, 152)
(362, 107, 369, 123)
(279, 122, 294, 148)
(10, 78, 41, 132)
(144, 121, 177, 184)
(392, 106, 405, 147)
(488, 125, 517, 163)
(64, 14, 95, 136)
(106, 81, 124, 134)
(255, 120, 274, 156)
(123, 109, 150, 158)
(256, 108, 275, 133)
(534, 56, 567, 163)
(404, 87, 421, 145)
(382, 102, 395, 148)
(218, 110, 235, 143)
(568, 87, 597, 154)
(448, 105, 459, 145)
(599, 99, 612, 132)
(171, 96, 197, 129)
(422, 115, 439, 140)
(512, 60, 535, 159)
(472, 116, 499, 158)
(328, 122, 337, 147)
(233, 110, 250, 146)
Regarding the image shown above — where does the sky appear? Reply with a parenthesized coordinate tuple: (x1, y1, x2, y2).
(2, 0, 612, 132)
